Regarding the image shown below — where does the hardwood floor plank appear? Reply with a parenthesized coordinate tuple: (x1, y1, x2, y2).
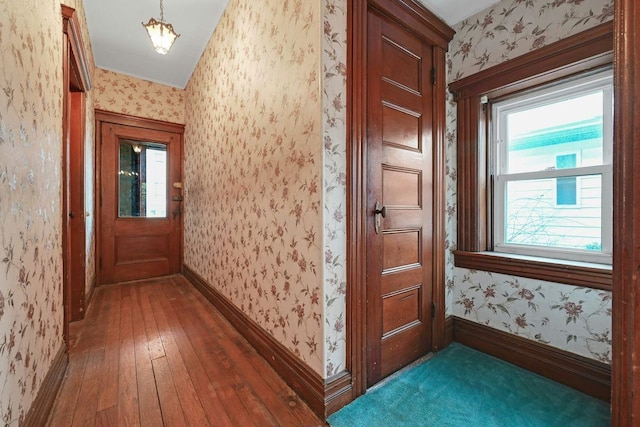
(96, 285, 122, 412)
(152, 281, 236, 427)
(150, 286, 211, 426)
(95, 405, 117, 427)
(131, 285, 164, 427)
(166, 279, 284, 426)
(69, 287, 115, 427)
(117, 289, 141, 426)
(162, 282, 260, 427)
(151, 356, 186, 427)
(47, 276, 325, 427)
(70, 348, 105, 427)
(48, 286, 110, 427)
(170, 276, 323, 426)
(46, 345, 88, 427)
(139, 281, 166, 361)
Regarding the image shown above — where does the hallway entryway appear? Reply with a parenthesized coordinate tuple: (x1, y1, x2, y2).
(47, 276, 324, 426)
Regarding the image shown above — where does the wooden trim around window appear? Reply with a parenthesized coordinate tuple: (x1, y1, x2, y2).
(454, 251, 612, 290)
(449, 22, 613, 100)
(449, 22, 614, 290)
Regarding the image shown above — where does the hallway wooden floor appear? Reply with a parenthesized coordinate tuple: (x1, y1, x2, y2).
(47, 275, 325, 426)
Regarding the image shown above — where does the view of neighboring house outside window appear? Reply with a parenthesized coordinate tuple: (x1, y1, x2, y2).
(491, 69, 613, 265)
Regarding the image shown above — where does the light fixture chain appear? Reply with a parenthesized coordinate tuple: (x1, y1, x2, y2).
(160, 0, 164, 22)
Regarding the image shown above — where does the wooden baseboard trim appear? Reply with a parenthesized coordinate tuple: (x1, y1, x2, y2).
(325, 371, 353, 416)
(452, 316, 611, 402)
(183, 266, 327, 418)
(23, 344, 68, 427)
(444, 315, 454, 347)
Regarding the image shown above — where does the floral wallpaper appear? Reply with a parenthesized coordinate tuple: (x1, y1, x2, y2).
(184, 0, 325, 375)
(449, 0, 614, 80)
(446, 0, 614, 363)
(0, 0, 94, 424)
(322, 0, 348, 379)
(94, 68, 185, 124)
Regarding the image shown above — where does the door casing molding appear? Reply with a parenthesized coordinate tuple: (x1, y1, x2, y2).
(62, 5, 91, 338)
(347, 0, 454, 398)
(612, 0, 640, 422)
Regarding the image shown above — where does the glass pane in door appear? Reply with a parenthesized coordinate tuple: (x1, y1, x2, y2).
(118, 139, 167, 218)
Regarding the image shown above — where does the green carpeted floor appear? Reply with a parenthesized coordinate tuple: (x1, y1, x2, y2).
(328, 343, 610, 427)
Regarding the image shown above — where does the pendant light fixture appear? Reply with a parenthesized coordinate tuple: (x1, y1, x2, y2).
(142, 0, 180, 55)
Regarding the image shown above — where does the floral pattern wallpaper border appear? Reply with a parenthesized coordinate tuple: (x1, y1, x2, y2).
(0, 0, 95, 424)
(445, 0, 614, 363)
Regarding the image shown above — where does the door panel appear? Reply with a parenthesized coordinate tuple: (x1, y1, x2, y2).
(100, 122, 182, 284)
(366, 9, 435, 386)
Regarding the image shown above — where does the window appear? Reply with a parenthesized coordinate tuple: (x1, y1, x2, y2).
(448, 22, 613, 290)
(118, 140, 168, 218)
(555, 154, 577, 206)
(491, 70, 613, 264)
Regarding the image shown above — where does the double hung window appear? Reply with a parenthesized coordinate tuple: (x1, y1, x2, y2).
(448, 23, 614, 289)
(491, 70, 613, 264)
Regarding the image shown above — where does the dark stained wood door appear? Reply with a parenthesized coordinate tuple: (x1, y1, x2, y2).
(366, 8, 435, 386)
(99, 119, 183, 284)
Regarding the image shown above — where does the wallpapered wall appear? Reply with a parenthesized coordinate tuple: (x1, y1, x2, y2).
(93, 68, 186, 124)
(445, 0, 614, 363)
(184, 0, 326, 375)
(0, 0, 94, 424)
(322, 0, 348, 378)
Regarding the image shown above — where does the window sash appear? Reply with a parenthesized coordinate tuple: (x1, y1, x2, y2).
(491, 70, 613, 265)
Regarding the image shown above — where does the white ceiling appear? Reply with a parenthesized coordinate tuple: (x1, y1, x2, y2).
(84, 0, 500, 89)
(419, 0, 501, 28)
(84, 0, 229, 89)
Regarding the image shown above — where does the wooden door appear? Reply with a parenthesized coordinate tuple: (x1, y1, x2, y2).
(99, 118, 183, 284)
(366, 8, 435, 386)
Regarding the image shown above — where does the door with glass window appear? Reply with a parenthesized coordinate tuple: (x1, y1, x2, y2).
(98, 115, 183, 284)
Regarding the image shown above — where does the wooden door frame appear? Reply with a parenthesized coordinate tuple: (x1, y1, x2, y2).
(62, 6, 91, 340)
(612, 0, 640, 423)
(94, 110, 185, 287)
(347, 0, 454, 397)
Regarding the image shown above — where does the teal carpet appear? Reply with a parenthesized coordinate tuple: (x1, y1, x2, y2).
(328, 343, 610, 427)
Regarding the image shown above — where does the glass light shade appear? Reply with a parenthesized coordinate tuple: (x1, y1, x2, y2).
(142, 18, 179, 55)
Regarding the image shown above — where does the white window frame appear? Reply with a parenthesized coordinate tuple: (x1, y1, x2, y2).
(491, 69, 613, 265)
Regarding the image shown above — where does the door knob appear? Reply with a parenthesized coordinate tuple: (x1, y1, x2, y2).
(374, 203, 387, 218)
(374, 201, 386, 234)
(69, 211, 75, 218)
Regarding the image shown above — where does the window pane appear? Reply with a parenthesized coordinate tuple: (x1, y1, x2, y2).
(556, 177, 577, 205)
(504, 175, 602, 251)
(505, 92, 604, 174)
(119, 140, 167, 218)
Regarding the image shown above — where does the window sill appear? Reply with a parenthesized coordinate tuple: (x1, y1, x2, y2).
(453, 250, 612, 291)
